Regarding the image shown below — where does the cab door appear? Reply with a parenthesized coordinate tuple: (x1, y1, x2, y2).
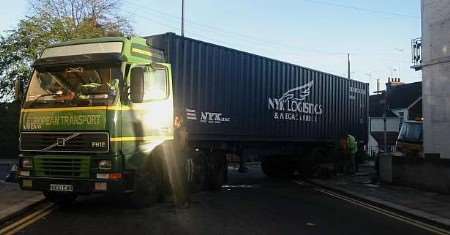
(120, 63, 174, 167)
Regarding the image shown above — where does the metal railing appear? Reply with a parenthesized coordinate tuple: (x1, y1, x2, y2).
(411, 37, 422, 70)
(367, 145, 396, 157)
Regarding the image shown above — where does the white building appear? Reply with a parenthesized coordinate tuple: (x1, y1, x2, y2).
(421, 0, 450, 159)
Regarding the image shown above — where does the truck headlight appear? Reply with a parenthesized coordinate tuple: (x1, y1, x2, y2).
(21, 158, 33, 169)
(98, 160, 112, 170)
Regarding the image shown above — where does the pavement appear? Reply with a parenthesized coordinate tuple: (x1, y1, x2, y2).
(0, 158, 45, 224)
(0, 159, 17, 181)
(10, 164, 439, 235)
(311, 162, 450, 228)
(0, 181, 45, 224)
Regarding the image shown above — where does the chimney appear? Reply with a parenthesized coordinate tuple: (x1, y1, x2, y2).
(377, 79, 380, 93)
(386, 77, 404, 92)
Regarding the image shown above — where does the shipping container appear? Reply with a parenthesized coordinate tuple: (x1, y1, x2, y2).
(146, 33, 369, 144)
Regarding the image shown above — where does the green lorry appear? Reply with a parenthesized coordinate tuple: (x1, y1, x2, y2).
(16, 36, 205, 205)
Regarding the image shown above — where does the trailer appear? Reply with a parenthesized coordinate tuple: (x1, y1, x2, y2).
(147, 33, 369, 176)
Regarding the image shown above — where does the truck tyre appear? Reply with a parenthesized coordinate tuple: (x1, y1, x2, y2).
(187, 150, 208, 192)
(298, 147, 323, 178)
(261, 158, 277, 177)
(262, 156, 295, 178)
(43, 192, 77, 205)
(129, 154, 163, 208)
(207, 151, 227, 190)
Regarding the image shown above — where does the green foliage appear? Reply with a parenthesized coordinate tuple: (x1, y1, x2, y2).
(0, 0, 132, 102)
(0, 102, 20, 158)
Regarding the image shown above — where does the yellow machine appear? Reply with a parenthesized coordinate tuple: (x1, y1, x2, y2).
(396, 121, 423, 157)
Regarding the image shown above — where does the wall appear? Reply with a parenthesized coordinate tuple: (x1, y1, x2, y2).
(391, 156, 450, 194)
(391, 108, 407, 127)
(422, 0, 450, 159)
(370, 117, 400, 132)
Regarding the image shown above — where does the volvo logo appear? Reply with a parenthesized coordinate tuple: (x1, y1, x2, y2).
(41, 133, 81, 151)
(56, 138, 66, 147)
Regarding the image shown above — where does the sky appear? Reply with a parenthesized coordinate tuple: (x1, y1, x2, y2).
(0, 0, 421, 93)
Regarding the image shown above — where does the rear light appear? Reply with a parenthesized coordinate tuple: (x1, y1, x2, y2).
(96, 173, 122, 180)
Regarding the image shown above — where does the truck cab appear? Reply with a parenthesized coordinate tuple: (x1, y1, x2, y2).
(16, 37, 180, 203)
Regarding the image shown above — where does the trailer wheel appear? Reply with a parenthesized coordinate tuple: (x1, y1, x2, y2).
(43, 192, 77, 205)
(261, 158, 277, 177)
(207, 151, 227, 190)
(299, 147, 325, 178)
(261, 156, 295, 178)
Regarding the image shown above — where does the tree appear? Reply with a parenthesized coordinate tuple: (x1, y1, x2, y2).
(0, 0, 132, 102)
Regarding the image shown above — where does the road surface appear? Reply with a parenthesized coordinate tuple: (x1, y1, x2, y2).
(15, 164, 436, 235)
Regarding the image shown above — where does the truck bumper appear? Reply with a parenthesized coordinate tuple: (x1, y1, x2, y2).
(17, 176, 131, 194)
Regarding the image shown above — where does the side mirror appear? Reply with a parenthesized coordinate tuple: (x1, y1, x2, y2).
(130, 67, 144, 103)
(14, 79, 24, 103)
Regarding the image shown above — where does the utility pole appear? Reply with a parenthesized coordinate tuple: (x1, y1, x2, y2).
(181, 0, 185, 37)
(373, 78, 388, 153)
(383, 104, 388, 153)
(347, 53, 351, 80)
(381, 81, 388, 153)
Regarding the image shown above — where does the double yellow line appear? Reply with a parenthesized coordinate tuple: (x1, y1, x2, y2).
(294, 181, 450, 235)
(0, 203, 55, 235)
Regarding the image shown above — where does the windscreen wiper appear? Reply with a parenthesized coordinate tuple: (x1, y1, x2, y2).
(28, 93, 62, 107)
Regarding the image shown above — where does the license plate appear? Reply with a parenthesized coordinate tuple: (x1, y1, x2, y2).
(49, 184, 73, 192)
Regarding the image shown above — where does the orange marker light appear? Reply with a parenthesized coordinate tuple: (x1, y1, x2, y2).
(109, 173, 122, 180)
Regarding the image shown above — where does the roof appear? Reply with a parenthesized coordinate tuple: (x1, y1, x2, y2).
(369, 81, 422, 117)
(369, 94, 398, 117)
(371, 131, 399, 146)
(49, 37, 127, 48)
(387, 82, 422, 109)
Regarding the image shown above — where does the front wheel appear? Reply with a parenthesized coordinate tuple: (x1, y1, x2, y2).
(128, 154, 164, 208)
(43, 192, 77, 205)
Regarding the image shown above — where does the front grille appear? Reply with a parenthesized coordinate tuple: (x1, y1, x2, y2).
(20, 132, 109, 153)
(34, 156, 90, 178)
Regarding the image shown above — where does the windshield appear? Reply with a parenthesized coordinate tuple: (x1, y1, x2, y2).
(398, 122, 423, 143)
(24, 64, 122, 108)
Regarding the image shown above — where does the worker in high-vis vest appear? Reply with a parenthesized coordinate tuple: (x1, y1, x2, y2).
(347, 134, 358, 174)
